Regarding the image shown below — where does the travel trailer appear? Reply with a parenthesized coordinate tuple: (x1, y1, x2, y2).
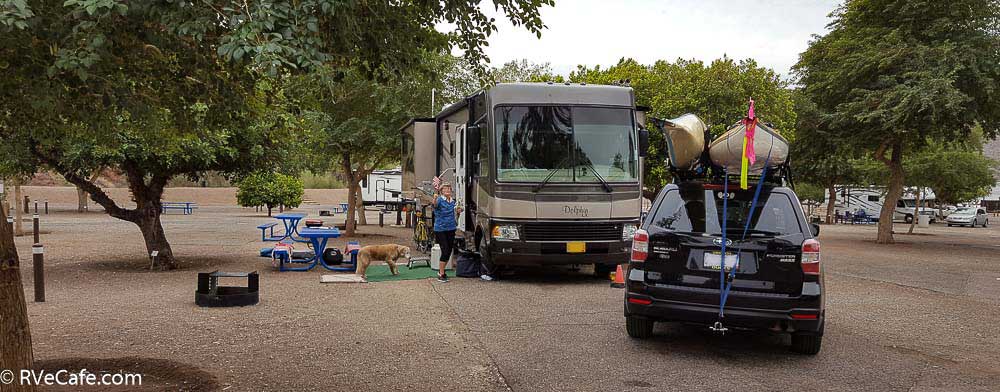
(826, 186, 938, 223)
(401, 82, 650, 274)
(361, 168, 403, 210)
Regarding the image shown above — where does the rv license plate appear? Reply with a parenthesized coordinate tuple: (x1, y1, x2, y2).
(704, 252, 739, 271)
(566, 242, 586, 253)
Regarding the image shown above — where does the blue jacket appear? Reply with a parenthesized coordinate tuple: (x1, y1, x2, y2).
(433, 196, 458, 232)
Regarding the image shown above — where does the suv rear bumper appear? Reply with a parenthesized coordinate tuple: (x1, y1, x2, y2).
(625, 273, 823, 334)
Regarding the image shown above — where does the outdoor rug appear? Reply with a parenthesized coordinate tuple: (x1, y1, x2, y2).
(362, 264, 442, 282)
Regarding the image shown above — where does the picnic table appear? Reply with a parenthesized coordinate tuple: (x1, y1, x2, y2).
(277, 227, 353, 272)
(162, 201, 197, 215)
(258, 212, 309, 242)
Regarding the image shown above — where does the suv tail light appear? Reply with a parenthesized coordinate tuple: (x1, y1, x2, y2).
(630, 229, 648, 262)
(801, 239, 821, 275)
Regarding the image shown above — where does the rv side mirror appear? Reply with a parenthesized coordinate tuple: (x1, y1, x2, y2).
(638, 127, 650, 158)
(467, 124, 481, 157)
(810, 223, 820, 237)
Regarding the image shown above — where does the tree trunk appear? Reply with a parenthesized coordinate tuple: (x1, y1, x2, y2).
(135, 204, 176, 269)
(266, 205, 273, 217)
(876, 142, 905, 244)
(77, 170, 102, 213)
(345, 180, 359, 236)
(908, 187, 922, 234)
(826, 183, 837, 224)
(0, 204, 35, 391)
(77, 186, 87, 212)
(355, 186, 367, 226)
(13, 184, 23, 236)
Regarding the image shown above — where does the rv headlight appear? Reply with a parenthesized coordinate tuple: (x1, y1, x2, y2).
(623, 224, 639, 241)
(492, 224, 520, 241)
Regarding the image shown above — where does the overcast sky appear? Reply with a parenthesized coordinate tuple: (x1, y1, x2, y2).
(457, 0, 841, 79)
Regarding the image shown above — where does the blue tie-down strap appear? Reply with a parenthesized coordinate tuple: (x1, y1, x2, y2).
(718, 157, 771, 320)
(718, 174, 729, 317)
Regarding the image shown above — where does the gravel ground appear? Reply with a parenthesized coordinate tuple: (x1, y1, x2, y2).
(8, 189, 1000, 391)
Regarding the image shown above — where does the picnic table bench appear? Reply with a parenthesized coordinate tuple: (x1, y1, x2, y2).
(162, 201, 197, 215)
(257, 222, 282, 242)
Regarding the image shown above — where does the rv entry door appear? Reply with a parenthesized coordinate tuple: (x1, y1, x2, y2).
(454, 125, 466, 232)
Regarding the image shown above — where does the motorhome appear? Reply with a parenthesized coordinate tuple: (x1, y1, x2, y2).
(826, 186, 938, 222)
(401, 82, 649, 274)
(361, 168, 403, 210)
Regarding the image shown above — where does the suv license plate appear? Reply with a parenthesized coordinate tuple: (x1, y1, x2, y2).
(704, 252, 739, 270)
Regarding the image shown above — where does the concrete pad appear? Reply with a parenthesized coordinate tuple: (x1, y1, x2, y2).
(320, 274, 366, 283)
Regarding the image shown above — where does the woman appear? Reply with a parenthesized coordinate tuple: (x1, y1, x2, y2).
(431, 181, 462, 282)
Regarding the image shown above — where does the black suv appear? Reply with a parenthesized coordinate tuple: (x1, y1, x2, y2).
(624, 181, 824, 354)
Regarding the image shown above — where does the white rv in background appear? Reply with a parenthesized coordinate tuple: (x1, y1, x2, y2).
(361, 168, 403, 210)
(827, 186, 939, 223)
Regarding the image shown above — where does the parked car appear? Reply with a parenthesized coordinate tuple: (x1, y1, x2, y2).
(946, 208, 989, 227)
(624, 181, 824, 354)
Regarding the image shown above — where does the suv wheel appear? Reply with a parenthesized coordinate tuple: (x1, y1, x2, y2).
(790, 333, 822, 355)
(904, 214, 913, 224)
(626, 315, 654, 339)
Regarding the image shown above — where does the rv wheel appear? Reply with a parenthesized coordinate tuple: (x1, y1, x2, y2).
(594, 263, 615, 278)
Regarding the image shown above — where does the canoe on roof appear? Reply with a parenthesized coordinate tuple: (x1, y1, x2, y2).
(655, 113, 708, 171)
(708, 121, 788, 173)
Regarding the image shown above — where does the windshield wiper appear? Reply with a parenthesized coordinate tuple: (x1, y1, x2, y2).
(577, 162, 613, 193)
(533, 155, 574, 193)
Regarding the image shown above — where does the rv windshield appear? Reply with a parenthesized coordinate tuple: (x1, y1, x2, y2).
(494, 106, 637, 183)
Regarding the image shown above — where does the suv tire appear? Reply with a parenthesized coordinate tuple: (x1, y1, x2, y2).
(790, 333, 822, 355)
(904, 214, 913, 224)
(626, 315, 654, 339)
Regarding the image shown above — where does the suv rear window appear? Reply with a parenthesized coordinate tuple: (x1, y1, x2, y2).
(650, 183, 802, 236)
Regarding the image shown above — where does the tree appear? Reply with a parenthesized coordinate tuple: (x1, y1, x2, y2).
(291, 61, 442, 235)
(0, 1, 552, 266)
(237, 172, 305, 216)
(1, 205, 34, 392)
(572, 57, 797, 199)
(790, 91, 865, 224)
(794, 0, 1000, 243)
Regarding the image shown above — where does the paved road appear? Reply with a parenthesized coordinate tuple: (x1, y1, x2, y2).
(18, 208, 1000, 391)
(432, 223, 1000, 391)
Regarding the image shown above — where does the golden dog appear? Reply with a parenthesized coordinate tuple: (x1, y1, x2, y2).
(355, 244, 411, 281)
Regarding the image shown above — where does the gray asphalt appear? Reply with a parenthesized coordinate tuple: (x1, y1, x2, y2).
(16, 207, 1000, 391)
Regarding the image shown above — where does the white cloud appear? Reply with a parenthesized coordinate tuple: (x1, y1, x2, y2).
(449, 0, 839, 79)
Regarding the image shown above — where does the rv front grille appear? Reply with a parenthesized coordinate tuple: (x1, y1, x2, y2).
(522, 222, 621, 242)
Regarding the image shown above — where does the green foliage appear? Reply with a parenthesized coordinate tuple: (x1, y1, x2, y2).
(795, 182, 828, 203)
(237, 171, 304, 211)
(300, 171, 345, 189)
(789, 90, 866, 188)
(571, 57, 796, 196)
(1, 1, 552, 78)
(794, 0, 1000, 152)
(906, 144, 997, 205)
(489, 59, 565, 84)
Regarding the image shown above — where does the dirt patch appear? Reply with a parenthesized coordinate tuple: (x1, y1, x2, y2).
(80, 256, 236, 273)
(34, 357, 218, 391)
(340, 232, 397, 240)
